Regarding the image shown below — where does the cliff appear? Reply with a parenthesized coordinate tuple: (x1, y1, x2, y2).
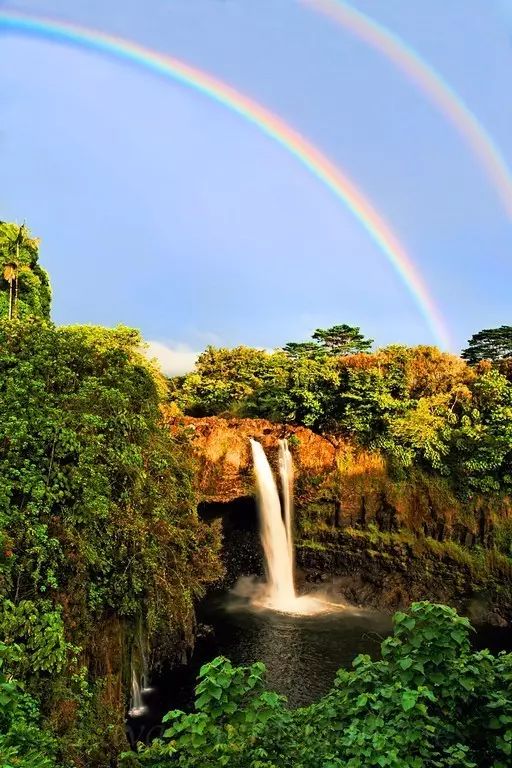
(163, 413, 338, 503)
(164, 412, 512, 546)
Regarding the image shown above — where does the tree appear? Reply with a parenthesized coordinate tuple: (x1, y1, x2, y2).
(389, 345, 472, 399)
(461, 326, 512, 364)
(281, 341, 324, 359)
(174, 346, 276, 416)
(0, 222, 51, 319)
(0, 319, 222, 765)
(2, 263, 17, 319)
(249, 353, 340, 429)
(449, 368, 512, 495)
(312, 324, 373, 355)
(281, 325, 373, 360)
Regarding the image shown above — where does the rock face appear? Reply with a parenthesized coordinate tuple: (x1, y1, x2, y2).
(165, 413, 510, 548)
(164, 414, 337, 503)
(297, 535, 512, 625)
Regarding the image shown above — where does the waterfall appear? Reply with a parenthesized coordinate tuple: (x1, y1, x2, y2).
(250, 439, 296, 610)
(128, 625, 151, 717)
(129, 666, 146, 717)
(248, 438, 341, 614)
(278, 438, 294, 570)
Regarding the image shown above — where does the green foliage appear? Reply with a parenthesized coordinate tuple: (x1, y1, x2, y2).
(123, 603, 512, 768)
(448, 369, 512, 495)
(249, 353, 340, 428)
(0, 319, 221, 629)
(282, 324, 373, 358)
(171, 340, 512, 497)
(462, 326, 512, 364)
(281, 341, 324, 359)
(174, 345, 273, 416)
(0, 642, 59, 768)
(0, 222, 51, 319)
(0, 318, 222, 765)
(0, 600, 69, 677)
(311, 323, 374, 355)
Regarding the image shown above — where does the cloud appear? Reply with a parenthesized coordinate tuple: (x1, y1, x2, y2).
(143, 341, 198, 376)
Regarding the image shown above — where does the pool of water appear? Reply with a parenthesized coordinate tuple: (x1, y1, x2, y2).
(127, 586, 512, 745)
(127, 588, 391, 743)
(195, 591, 392, 706)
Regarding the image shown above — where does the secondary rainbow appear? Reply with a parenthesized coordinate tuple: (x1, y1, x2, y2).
(0, 9, 451, 348)
(304, 0, 512, 219)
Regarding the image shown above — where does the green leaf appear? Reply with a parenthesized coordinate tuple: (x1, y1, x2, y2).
(401, 691, 418, 711)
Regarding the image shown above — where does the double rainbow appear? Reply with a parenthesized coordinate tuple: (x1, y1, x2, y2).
(305, 0, 512, 219)
(0, 9, 450, 348)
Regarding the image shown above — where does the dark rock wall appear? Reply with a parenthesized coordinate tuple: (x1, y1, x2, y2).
(297, 532, 512, 626)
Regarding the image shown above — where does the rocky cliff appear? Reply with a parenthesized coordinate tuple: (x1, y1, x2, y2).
(164, 413, 338, 503)
(164, 412, 509, 547)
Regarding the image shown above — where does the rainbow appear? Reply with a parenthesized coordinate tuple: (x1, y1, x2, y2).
(0, 9, 451, 348)
(304, 0, 512, 219)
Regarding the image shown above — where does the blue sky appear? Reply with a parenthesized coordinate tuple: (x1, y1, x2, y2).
(1, 0, 511, 372)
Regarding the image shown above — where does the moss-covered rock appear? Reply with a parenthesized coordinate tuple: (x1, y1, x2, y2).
(297, 527, 512, 624)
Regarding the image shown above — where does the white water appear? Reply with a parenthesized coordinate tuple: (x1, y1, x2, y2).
(278, 438, 294, 570)
(129, 667, 146, 717)
(128, 628, 153, 718)
(250, 439, 334, 615)
(250, 439, 296, 609)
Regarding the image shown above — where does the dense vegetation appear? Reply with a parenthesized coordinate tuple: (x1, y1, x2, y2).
(170, 327, 512, 499)
(462, 326, 512, 365)
(0, 222, 51, 320)
(0, 225, 222, 765)
(124, 603, 512, 768)
(170, 326, 512, 601)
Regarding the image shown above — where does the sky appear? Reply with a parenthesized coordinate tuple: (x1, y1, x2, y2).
(1, 0, 512, 373)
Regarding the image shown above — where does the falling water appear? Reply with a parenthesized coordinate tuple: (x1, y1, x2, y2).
(278, 438, 294, 570)
(249, 439, 339, 615)
(129, 666, 146, 717)
(250, 439, 296, 610)
(128, 626, 152, 717)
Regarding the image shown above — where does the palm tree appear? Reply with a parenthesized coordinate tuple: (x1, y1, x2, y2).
(1, 224, 28, 319)
(3, 262, 18, 319)
(0, 223, 44, 319)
